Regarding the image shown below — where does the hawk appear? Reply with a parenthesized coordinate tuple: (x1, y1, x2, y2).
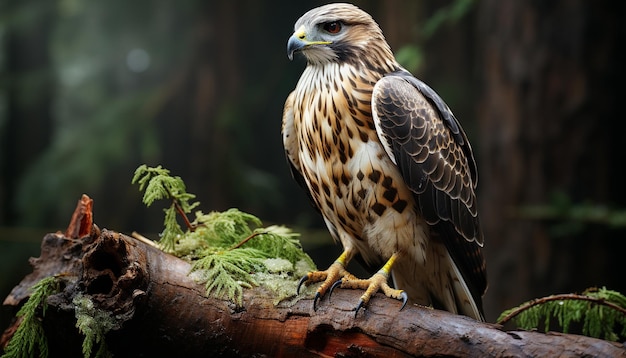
(283, 3, 487, 321)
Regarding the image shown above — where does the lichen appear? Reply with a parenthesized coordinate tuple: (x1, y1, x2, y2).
(262, 258, 293, 273)
(73, 294, 120, 358)
(252, 258, 317, 306)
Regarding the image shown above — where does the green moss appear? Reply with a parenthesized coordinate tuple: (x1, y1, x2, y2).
(252, 258, 317, 306)
(262, 258, 293, 273)
(73, 294, 118, 358)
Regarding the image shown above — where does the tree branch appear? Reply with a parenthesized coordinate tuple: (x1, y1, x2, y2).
(2, 195, 625, 357)
(498, 293, 626, 325)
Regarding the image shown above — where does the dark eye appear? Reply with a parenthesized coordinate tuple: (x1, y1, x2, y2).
(323, 21, 342, 34)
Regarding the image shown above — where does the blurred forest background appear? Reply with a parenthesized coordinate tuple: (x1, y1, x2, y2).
(1, 0, 625, 324)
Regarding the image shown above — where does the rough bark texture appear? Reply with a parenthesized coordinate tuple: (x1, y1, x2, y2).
(2, 195, 625, 357)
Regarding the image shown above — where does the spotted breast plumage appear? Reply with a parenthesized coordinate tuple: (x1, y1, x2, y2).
(283, 3, 487, 320)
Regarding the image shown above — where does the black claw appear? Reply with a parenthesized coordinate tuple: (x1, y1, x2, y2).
(328, 279, 343, 301)
(354, 299, 365, 317)
(313, 292, 322, 311)
(400, 291, 408, 311)
(296, 275, 309, 295)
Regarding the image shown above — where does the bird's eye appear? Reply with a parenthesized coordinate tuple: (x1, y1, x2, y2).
(323, 21, 342, 34)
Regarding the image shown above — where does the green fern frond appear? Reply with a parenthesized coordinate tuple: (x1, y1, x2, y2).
(190, 248, 266, 305)
(131, 164, 164, 192)
(498, 287, 626, 341)
(132, 165, 170, 206)
(132, 164, 197, 210)
(142, 174, 177, 207)
(192, 209, 262, 246)
(159, 206, 184, 253)
(585, 287, 626, 307)
(1, 276, 62, 358)
(171, 209, 261, 258)
(248, 226, 315, 268)
(132, 165, 200, 252)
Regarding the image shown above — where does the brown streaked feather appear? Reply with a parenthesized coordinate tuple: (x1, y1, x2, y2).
(283, 91, 321, 214)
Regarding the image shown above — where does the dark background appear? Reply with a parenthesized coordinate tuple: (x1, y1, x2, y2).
(1, 0, 625, 325)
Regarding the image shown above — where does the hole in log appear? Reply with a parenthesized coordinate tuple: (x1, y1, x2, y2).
(86, 274, 114, 294)
(85, 245, 124, 278)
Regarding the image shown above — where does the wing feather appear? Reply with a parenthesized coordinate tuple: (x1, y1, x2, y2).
(372, 71, 481, 243)
(372, 70, 487, 301)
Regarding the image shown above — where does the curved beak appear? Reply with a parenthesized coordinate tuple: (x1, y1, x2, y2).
(287, 34, 306, 61)
(287, 26, 332, 60)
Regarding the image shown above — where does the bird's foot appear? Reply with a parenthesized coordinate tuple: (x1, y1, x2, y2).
(329, 271, 408, 316)
(297, 260, 357, 311)
(329, 252, 407, 316)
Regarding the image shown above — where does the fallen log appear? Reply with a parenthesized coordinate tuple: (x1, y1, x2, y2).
(1, 195, 625, 357)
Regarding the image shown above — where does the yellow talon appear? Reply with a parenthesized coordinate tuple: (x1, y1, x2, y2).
(331, 252, 407, 315)
(299, 251, 407, 314)
(296, 250, 357, 310)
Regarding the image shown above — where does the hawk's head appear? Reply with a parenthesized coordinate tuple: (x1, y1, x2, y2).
(287, 3, 393, 66)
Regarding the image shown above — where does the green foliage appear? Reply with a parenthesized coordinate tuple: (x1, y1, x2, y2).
(498, 287, 626, 341)
(188, 224, 316, 305)
(516, 191, 626, 237)
(73, 294, 117, 358)
(160, 205, 185, 253)
(0, 277, 121, 358)
(132, 165, 197, 210)
(187, 209, 262, 251)
(1, 276, 61, 358)
(395, 45, 424, 75)
(132, 164, 199, 252)
(422, 0, 475, 39)
(133, 165, 316, 306)
(190, 248, 264, 306)
(246, 225, 316, 268)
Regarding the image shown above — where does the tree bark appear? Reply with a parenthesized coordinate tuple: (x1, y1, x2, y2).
(2, 195, 625, 357)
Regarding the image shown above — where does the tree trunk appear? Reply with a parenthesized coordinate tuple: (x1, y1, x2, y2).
(0, 1, 55, 225)
(476, 0, 626, 319)
(1, 195, 625, 357)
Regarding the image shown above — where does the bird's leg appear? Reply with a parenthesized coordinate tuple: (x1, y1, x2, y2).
(297, 250, 358, 310)
(329, 252, 407, 316)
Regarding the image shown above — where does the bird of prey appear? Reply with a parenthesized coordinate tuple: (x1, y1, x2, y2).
(283, 3, 487, 321)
